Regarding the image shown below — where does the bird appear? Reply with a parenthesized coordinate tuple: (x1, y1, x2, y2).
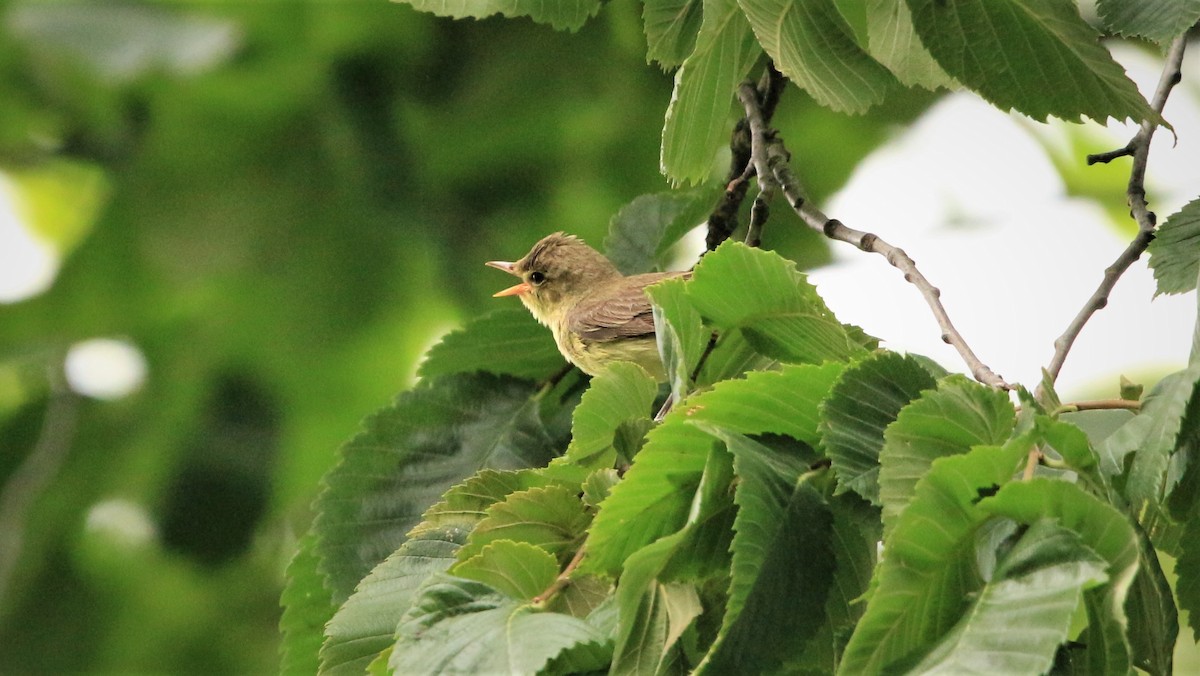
(486, 232, 688, 381)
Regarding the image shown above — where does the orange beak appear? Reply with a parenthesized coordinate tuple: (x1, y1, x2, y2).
(485, 260, 530, 297)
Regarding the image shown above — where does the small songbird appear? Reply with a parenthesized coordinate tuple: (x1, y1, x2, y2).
(487, 232, 688, 381)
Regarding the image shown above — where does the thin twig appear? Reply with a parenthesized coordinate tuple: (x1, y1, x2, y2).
(1086, 143, 1134, 165)
(1053, 398, 1142, 414)
(532, 545, 587, 605)
(729, 72, 1007, 388)
(1042, 36, 1187, 393)
(737, 83, 780, 248)
(750, 135, 1008, 388)
(1022, 447, 1041, 481)
(705, 64, 785, 251)
(0, 366, 78, 610)
(688, 331, 720, 384)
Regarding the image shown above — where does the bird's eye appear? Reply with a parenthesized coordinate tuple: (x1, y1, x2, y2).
(528, 271, 547, 285)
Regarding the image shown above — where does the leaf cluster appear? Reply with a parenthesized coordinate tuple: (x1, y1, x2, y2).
(282, 210, 1200, 672)
(387, 0, 1195, 184)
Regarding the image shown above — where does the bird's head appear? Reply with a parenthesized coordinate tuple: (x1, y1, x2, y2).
(486, 232, 621, 325)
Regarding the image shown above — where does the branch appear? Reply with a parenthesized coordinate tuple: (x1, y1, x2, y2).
(737, 83, 781, 248)
(0, 366, 78, 610)
(736, 95, 1009, 388)
(1043, 36, 1188, 390)
(1053, 398, 1142, 414)
(531, 545, 587, 605)
(705, 64, 785, 251)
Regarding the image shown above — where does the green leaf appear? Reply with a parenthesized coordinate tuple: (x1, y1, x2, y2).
(390, 0, 601, 31)
(582, 468, 621, 509)
(647, 278, 708, 400)
(742, 315, 865, 364)
(864, 0, 954, 90)
(687, 241, 864, 363)
(978, 479, 1142, 675)
(453, 540, 560, 601)
(660, 0, 761, 185)
(879, 375, 1015, 530)
(1038, 417, 1120, 506)
(788, 490, 881, 673)
(737, 0, 896, 113)
(688, 241, 832, 326)
(547, 574, 613, 620)
(1167, 422, 1200, 525)
(904, 0, 1157, 123)
(604, 189, 716, 275)
(585, 360, 840, 576)
(584, 417, 714, 575)
(1076, 587, 1133, 675)
(981, 479, 1139, 580)
(320, 525, 467, 675)
(319, 470, 544, 674)
(834, 0, 869, 43)
(1175, 513, 1200, 641)
(1062, 409, 1137, 452)
(389, 575, 609, 674)
(660, 442, 738, 581)
(1040, 368, 1064, 413)
(822, 351, 939, 504)
(544, 632, 616, 674)
(642, 0, 704, 69)
(420, 469, 552, 529)
(1121, 376, 1145, 403)
(612, 532, 704, 675)
(455, 485, 591, 563)
(1039, 417, 1097, 473)
(680, 361, 845, 446)
(1194, 283, 1200, 366)
(1097, 0, 1200, 44)
(418, 309, 566, 380)
(1147, 198, 1200, 296)
(280, 533, 336, 676)
(585, 361, 840, 574)
(1124, 527, 1178, 676)
(565, 362, 659, 469)
(694, 328, 774, 385)
(313, 373, 564, 604)
(1119, 366, 1200, 528)
(837, 442, 1026, 674)
(824, 494, 880, 653)
(909, 520, 1108, 675)
(365, 648, 390, 676)
(694, 428, 835, 675)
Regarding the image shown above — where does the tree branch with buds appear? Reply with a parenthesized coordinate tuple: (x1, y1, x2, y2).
(705, 65, 786, 251)
(733, 78, 1009, 389)
(1042, 36, 1188, 395)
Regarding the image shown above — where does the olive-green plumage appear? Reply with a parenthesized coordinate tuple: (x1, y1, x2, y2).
(487, 232, 687, 380)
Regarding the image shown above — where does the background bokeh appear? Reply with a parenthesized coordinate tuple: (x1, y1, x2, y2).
(0, 1, 1194, 672)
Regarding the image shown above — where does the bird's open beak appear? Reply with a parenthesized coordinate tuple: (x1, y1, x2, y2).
(485, 260, 530, 297)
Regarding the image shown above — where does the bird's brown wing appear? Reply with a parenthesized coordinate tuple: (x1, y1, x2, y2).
(569, 271, 690, 343)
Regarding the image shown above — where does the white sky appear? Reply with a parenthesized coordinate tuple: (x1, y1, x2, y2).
(809, 44, 1200, 399)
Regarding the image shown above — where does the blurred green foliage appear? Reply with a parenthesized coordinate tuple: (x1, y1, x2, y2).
(0, 0, 934, 671)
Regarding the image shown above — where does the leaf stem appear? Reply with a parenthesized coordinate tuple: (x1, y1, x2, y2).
(1052, 398, 1142, 415)
(1041, 36, 1188, 397)
(534, 363, 577, 401)
(1022, 446, 1041, 481)
(531, 545, 587, 606)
